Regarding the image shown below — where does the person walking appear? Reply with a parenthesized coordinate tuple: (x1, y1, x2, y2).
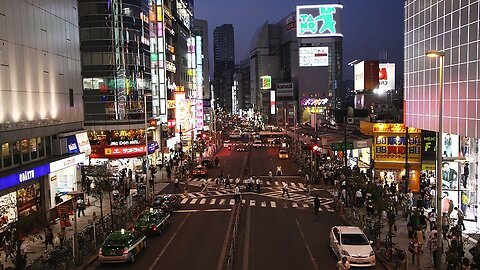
(234, 184, 241, 203)
(455, 206, 466, 230)
(44, 226, 54, 252)
(173, 178, 180, 193)
(408, 237, 420, 267)
(314, 195, 321, 216)
(355, 189, 363, 207)
(336, 257, 351, 269)
(58, 227, 66, 246)
(428, 232, 438, 269)
(214, 157, 220, 168)
(256, 178, 261, 193)
(282, 182, 290, 198)
(76, 196, 86, 217)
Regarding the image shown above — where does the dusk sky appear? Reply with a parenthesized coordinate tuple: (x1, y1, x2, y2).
(194, 0, 404, 80)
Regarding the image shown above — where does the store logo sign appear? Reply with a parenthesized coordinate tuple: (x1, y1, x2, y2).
(19, 170, 35, 183)
(297, 4, 343, 38)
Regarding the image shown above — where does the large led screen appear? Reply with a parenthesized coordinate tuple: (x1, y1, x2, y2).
(296, 4, 343, 38)
(299, 47, 328, 67)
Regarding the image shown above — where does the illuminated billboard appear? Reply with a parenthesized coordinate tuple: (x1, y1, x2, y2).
(296, 4, 343, 38)
(260, 76, 272, 90)
(299, 47, 328, 67)
(373, 63, 396, 94)
(270, 90, 276, 115)
(354, 61, 379, 91)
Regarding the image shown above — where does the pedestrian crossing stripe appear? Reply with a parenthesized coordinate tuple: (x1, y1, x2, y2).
(292, 203, 298, 208)
(291, 183, 297, 188)
(190, 198, 198, 204)
(181, 198, 189, 204)
(229, 199, 235, 205)
(177, 198, 335, 210)
(210, 199, 216, 204)
(271, 201, 276, 208)
(219, 199, 226, 205)
(250, 200, 255, 206)
(261, 201, 266, 207)
(199, 198, 206, 204)
(266, 181, 271, 185)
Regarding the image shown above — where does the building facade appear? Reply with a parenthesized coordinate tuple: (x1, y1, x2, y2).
(213, 24, 235, 114)
(404, 0, 480, 222)
(0, 0, 89, 231)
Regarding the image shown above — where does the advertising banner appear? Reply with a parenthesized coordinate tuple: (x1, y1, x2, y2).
(299, 47, 329, 67)
(261, 76, 272, 90)
(276, 83, 294, 97)
(57, 205, 72, 228)
(421, 131, 436, 161)
(354, 61, 379, 91)
(296, 4, 343, 37)
(374, 63, 395, 92)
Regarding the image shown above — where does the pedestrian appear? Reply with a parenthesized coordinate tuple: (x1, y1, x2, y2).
(336, 256, 350, 270)
(173, 178, 180, 193)
(215, 157, 220, 167)
(428, 232, 438, 269)
(314, 195, 320, 216)
(58, 227, 66, 246)
(455, 206, 466, 230)
(44, 226, 54, 252)
(282, 182, 290, 198)
(76, 196, 86, 217)
(428, 208, 437, 231)
(234, 184, 241, 203)
(355, 189, 363, 206)
(269, 171, 273, 182)
(225, 177, 232, 189)
(256, 178, 261, 193)
(408, 237, 420, 266)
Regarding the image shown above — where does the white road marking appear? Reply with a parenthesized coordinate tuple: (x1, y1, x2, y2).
(229, 199, 235, 205)
(210, 198, 217, 205)
(174, 209, 231, 213)
(199, 198, 206, 205)
(250, 200, 255, 206)
(270, 201, 276, 208)
(266, 181, 271, 185)
(324, 205, 334, 212)
(299, 183, 305, 188)
(302, 203, 310, 208)
(242, 199, 246, 204)
(190, 198, 198, 204)
(181, 198, 189, 204)
(292, 203, 298, 208)
(275, 181, 279, 186)
(261, 201, 266, 207)
(291, 183, 297, 188)
(219, 199, 226, 205)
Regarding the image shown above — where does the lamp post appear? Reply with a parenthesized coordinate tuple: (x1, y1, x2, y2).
(426, 50, 445, 269)
(68, 191, 83, 266)
(144, 93, 152, 202)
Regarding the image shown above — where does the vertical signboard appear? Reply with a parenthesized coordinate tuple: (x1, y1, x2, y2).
(270, 90, 276, 115)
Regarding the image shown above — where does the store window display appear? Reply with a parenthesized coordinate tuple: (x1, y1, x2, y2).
(442, 162, 458, 189)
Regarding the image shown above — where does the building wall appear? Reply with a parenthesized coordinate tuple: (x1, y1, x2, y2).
(404, 0, 480, 138)
(0, 0, 83, 135)
(193, 19, 210, 100)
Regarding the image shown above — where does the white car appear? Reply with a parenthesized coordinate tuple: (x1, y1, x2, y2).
(329, 226, 376, 267)
(253, 140, 263, 147)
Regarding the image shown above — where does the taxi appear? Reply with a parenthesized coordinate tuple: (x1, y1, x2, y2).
(134, 208, 171, 235)
(152, 194, 181, 213)
(98, 229, 146, 264)
(278, 149, 289, 159)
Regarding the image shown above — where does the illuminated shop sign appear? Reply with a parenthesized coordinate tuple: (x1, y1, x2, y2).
(50, 154, 86, 173)
(270, 90, 276, 115)
(167, 100, 176, 109)
(166, 61, 176, 73)
(354, 61, 379, 91)
(167, 119, 176, 128)
(260, 76, 272, 90)
(301, 98, 329, 106)
(90, 142, 159, 159)
(296, 4, 343, 38)
(299, 47, 328, 67)
(0, 164, 50, 191)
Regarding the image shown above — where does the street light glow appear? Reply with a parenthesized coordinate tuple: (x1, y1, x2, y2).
(425, 50, 445, 58)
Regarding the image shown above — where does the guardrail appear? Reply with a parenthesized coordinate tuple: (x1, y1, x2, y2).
(225, 202, 242, 270)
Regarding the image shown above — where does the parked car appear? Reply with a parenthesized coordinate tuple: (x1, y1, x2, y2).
(134, 208, 171, 235)
(98, 229, 146, 264)
(152, 194, 180, 213)
(329, 226, 376, 267)
(192, 165, 208, 177)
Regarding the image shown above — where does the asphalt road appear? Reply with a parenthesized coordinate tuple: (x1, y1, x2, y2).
(88, 145, 386, 270)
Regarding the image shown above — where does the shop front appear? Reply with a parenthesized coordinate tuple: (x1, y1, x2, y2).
(372, 123, 422, 192)
(0, 163, 50, 232)
(330, 139, 372, 173)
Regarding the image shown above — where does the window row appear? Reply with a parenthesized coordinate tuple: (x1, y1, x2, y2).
(1, 137, 51, 171)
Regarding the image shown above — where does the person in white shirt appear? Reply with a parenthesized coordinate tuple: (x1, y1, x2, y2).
(282, 182, 290, 198)
(234, 185, 241, 203)
(255, 178, 261, 193)
(355, 189, 363, 206)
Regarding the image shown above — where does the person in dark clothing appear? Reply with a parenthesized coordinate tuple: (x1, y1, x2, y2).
(314, 196, 321, 215)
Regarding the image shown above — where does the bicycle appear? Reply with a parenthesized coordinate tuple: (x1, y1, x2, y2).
(379, 244, 406, 269)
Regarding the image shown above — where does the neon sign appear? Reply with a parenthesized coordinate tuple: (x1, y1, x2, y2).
(296, 4, 343, 38)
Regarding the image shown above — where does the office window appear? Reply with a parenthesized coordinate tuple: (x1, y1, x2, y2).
(69, 88, 74, 107)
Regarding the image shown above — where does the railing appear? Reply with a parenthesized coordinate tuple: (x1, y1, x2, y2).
(24, 198, 145, 270)
(225, 202, 242, 270)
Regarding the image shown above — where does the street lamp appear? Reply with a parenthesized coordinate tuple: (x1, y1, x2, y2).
(425, 50, 445, 269)
(68, 191, 84, 266)
(144, 93, 152, 201)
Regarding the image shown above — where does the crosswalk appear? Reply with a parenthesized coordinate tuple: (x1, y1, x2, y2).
(176, 197, 335, 212)
(188, 178, 314, 190)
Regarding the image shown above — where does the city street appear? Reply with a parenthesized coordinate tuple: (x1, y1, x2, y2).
(87, 145, 386, 270)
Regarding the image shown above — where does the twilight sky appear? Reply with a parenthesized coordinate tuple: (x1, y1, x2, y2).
(194, 0, 404, 80)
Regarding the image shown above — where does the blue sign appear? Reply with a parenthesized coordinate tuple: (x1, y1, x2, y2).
(66, 135, 80, 154)
(148, 142, 159, 154)
(0, 164, 50, 191)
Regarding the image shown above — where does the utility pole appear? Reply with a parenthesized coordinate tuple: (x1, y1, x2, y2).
(179, 125, 183, 180)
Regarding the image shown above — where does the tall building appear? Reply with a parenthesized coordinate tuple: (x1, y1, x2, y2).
(213, 24, 235, 113)
(193, 19, 211, 101)
(0, 0, 90, 230)
(404, 0, 480, 224)
(78, 0, 156, 163)
(250, 7, 343, 126)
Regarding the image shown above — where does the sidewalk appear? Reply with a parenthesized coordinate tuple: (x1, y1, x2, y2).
(342, 205, 478, 270)
(1, 169, 170, 269)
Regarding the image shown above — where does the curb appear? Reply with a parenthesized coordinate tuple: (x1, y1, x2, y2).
(338, 213, 394, 270)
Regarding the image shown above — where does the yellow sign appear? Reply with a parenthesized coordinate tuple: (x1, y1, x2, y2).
(167, 100, 175, 109)
(373, 123, 421, 134)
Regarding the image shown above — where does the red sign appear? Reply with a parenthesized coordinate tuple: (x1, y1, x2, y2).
(167, 119, 176, 128)
(90, 143, 158, 159)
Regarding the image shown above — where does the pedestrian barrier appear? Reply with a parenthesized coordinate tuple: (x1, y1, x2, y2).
(225, 202, 242, 270)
